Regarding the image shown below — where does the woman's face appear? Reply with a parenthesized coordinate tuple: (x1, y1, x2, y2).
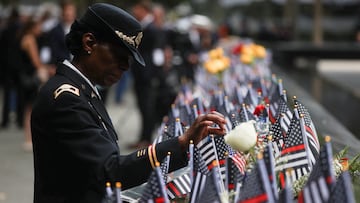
(85, 41, 132, 87)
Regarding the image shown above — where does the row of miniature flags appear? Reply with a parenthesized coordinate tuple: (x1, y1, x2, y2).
(107, 136, 355, 203)
(142, 100, 355, 202)
(108, 41, 355, 202)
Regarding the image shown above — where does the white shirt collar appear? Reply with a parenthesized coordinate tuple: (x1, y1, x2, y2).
(63, 60, 101, 99)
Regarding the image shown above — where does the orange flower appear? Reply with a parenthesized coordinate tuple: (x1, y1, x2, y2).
(204, 47, 230, 74)
(253, 45, 266, 58)
(240, 54, 253, 64)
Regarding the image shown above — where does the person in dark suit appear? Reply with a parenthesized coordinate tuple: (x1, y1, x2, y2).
(129, 0, 159, 148)
(47, 0, 76, 64)
(0, 7, 23, 128)
(45, 0, 76, 75)
(31, 3, 226, 203)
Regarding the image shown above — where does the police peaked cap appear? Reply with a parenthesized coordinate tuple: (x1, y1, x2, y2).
(80, 3, 145, 66)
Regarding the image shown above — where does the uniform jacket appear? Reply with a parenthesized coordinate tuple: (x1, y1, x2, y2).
(31, 63, 187, 203)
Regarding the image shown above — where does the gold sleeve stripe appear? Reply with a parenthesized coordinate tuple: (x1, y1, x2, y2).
(152, 144, 159, 165)
(148, 145, 155, 169)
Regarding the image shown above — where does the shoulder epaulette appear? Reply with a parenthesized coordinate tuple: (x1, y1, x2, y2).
(54, 84, 80, 99)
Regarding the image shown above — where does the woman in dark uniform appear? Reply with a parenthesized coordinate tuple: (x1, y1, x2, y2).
(30, 3, 226, 203)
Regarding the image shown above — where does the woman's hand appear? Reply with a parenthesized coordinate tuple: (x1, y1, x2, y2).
(178, 111, 227, 150)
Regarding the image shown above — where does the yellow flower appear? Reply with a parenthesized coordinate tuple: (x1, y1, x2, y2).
(240, 54, 253, 64)
(241, 44, 254, 56)
(204, 61, 219, 74)
(208, 47, 224, 59)
(253, 45, 266, 58)
(204, 47, 230, 74)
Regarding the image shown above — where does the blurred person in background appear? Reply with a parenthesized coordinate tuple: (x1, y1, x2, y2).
(46, 0, 77, 76)
(129, 0, 159, 148)
(151, 3, 179, 126)
(17, 15, 51, 151)
(114, 70, 131, 104)
(0, 7, 24, 129)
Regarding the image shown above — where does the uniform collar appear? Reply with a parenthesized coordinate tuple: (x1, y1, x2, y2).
(62, 60, 101, 99)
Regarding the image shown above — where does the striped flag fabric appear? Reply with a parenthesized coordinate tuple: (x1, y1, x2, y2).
(268, 81, 280, 124)
(188, 142, 211, 203)
(232, 85, 244, 107)
(270, 97, 293, 161)
(275, 113, 311, 183)
(237, 154, 276, 203)
(278, 169, 294, 203)
(188, 171, 207, 203)
(263, 143, 278, 200)
(225, 155, 244, 191)
(160, 153, 171, 184)
(228, 149, 247, 174)
(239, 104, 255, 123)
(190, 97, 205, 116)
(243, 88, 256, 112)
(269, 116, 285, 159)
(193, 144, 209, 175)
(328, 170, 356, 203)
(139, 164, 169, 203)
(229, 112, 241, 130)
(196, 167, 222, 203)
(196, 136, 227, 172)
(275, 95, 292, 134)
(179, 103, 192, 127)
(298, 136, 336, 203)
(295, 99, 320, 167)
(166, 173, 191, 200)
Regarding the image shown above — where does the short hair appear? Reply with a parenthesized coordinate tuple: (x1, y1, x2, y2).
(59, 0, 75, 9)
(133, 0, 152, 12)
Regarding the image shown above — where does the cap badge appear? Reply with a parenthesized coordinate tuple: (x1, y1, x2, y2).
(115, 31, 143, 48)
(134, 32, 143, 48)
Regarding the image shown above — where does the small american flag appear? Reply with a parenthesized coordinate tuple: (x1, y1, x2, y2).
(298, 136, 336, 203)
(328, 171, 356, 203)
(140, 165, 169, 203)
(243, 88, 257, 112)
(237, 156, 275, 203)
(160, 153, 171, 184)
(275, 114, 310, 183)
(239, 104, 255, 123)
(228, 148, 247, 174)
(190, 97, 205, 116)
(276, 95, 292, 134)
(263, 143, 278, 200)
(269, 116, 285, 159)
(295, 99, 320, 167)
(179, 103, 192, 127)
(225, 155, 244, 191)
(268, 83, 280, 124)
(196, 169, 222, 203)
(166, 173, 191, 200)
(189, 171, 207, 203)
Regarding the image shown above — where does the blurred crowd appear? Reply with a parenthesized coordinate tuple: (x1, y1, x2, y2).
(0, 0, 279, 151)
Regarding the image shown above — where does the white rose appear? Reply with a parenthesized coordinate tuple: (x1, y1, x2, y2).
(224, 120, 257, 152)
